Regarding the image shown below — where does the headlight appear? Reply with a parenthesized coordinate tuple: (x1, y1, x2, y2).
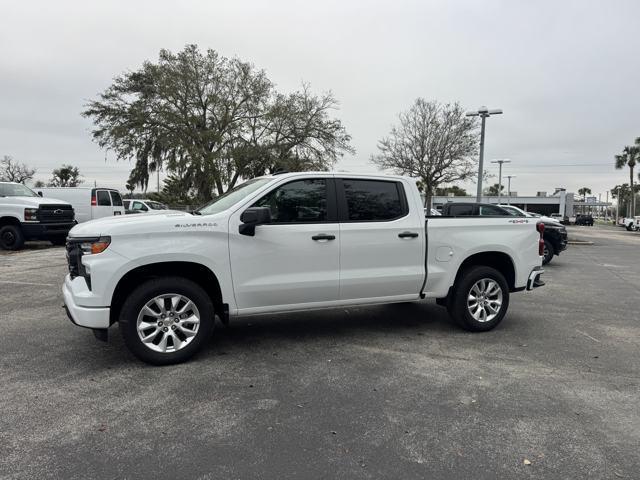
(79, 236, 111, 255)
(24, 208, 38, 221)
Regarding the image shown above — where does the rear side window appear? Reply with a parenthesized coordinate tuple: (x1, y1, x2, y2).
(96, 190, 111, 206)
(479, 205, 508, 216)
(447, 204, 474, 216)
(342, 179, 405, 221)
(110, 191, 123, 206)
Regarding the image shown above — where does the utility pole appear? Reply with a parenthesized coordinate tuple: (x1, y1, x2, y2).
(615, 185, 620, 225)
(506, 175, 516, 205)
(465, 106, 503, 202)
(490, 159, 510, 202)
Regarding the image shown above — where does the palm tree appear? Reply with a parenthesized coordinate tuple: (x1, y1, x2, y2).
(615, 144, 639, 216)
(578, 187, 591, 200)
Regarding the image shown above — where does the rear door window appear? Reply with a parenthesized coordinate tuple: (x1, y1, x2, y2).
(341, 179, 405, 221)
(96, 190, 111, 206)
(110, 191, 123, 206)
(447, 204, 475, 216)
(479, 205, 508, 215)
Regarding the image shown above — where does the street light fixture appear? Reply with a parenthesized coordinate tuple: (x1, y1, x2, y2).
(466, 106, 503, 202)
(490, 159, 511, 201)
(506, 175, 516, 205)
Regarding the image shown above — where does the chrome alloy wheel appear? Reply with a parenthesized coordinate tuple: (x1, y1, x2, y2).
(467, 278, 503, 323)
(136, 294, 201, 353)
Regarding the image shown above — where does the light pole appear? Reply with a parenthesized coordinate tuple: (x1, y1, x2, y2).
(506, 175, 516, 205)
(615, 185, 620, 225)
(490, 159, 510, 202)
(466, 106, 503, 202)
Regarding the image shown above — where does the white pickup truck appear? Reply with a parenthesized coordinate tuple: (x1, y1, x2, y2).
(1, 181, 76, 250)
(63, 172, 545, 364)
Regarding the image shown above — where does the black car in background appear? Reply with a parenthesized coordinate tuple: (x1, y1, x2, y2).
(439, 202, 568, 265)
(575, 213, 594, 226)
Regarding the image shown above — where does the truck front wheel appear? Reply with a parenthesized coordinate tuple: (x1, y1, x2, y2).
(119, 277, 215, 365)
(0, 224, 25, 250)
(448, 266, 510, 332)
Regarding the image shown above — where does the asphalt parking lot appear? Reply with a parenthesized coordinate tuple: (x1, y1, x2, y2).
(1, 225, 639, 479)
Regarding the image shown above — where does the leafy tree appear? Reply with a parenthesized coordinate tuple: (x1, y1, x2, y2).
(611, 183, 640, 217)
(484, 183, 505, 196)
(615, 142, 639, 216)
(0, 155, 36, 183)
(83, 45, 353, 201)
(435, 185, 468, 196)
(371, 99, 478, 209)
(34, 180, 45, 188)
(578, 187, 592, 200)
(49, 165, 82, 187)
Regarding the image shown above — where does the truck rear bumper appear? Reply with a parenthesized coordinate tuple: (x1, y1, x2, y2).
(527, 267, 545, 290)
(63, 276, 110, 329)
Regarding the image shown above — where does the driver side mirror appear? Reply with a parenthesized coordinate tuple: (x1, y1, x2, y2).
(239, 207, 271, 236)
(37, 192, 43, 197)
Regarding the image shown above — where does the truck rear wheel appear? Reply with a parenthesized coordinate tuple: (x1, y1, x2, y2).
(0, 224, 25, 250)
(119, 277, 215, 365)
(448, 266, 509, 332)
(542, 239, 554, 265)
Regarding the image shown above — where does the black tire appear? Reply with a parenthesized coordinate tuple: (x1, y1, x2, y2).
(626, 224, 633, 231)
(50, 236, 67, 246)
(448, 266, 510, 332)
(119, 277, 215, 365)
(0, 224, 25, 250)
(542, 239, 554, 265)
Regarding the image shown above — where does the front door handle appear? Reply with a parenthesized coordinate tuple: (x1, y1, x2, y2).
(398, 231, 419, 239)
(312, 234, 336, 241)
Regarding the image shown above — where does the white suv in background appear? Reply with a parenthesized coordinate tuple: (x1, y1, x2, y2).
(36, 187, 125, 223)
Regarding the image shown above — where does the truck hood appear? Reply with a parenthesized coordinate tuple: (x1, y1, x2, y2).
(68, 211, 224, 237)
(1, 195, 71, 207)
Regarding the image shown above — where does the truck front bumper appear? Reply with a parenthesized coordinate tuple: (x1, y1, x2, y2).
(63, 275, 110, 329)
(23, 222, 76, 240)
(527, 267, 545, 290)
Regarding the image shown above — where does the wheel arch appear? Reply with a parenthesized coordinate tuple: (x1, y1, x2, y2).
(0, 216, 22, 228)
(110, 261, 224, 325)
(453, 251, 517, 291)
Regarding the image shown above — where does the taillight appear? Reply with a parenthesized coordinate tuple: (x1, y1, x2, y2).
(537, 222, 545, 256)
(91, 195, 97, 206)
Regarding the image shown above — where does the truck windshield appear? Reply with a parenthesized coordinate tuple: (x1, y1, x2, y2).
(196, 178, 272, 216)
(147, 201, 168, 210)
(0, 183, 38, 197)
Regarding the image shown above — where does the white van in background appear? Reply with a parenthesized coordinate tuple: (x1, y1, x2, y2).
(36, 187, 125, 223)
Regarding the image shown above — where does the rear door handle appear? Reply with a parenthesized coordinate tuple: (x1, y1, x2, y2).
(398, 231, 419, 238)
(312, 234, 336, 241)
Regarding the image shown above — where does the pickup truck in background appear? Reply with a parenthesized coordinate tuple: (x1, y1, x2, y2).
(0, 181, 76, 250)
(63, 173, 545, 365)
(619, 216, 639, 231)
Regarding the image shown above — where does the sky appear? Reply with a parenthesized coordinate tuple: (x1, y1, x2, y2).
(1, 0, 639, 199)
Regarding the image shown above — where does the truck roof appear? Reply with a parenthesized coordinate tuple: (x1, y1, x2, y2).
(263, 171, 413, 181)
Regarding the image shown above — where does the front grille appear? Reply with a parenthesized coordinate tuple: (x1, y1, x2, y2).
(65, 240, 82, 278)
(38, 204, 74, 223)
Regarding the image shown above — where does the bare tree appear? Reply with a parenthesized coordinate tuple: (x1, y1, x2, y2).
(371, 99, 478, 209)
(0, 155, 36, 183)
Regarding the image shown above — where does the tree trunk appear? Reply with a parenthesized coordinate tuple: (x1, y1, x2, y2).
(424, 186, 433, 211)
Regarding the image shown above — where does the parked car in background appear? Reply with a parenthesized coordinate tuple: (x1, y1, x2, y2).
(550, 213, 570, 224)
(63, 173, 544, 364)
(36, 187, 124, 223)
(123, 199, 169, 214)
(0, 181, 75, 250)
(439, 202, 511, 216)
(619, 216, 639, 231)
(575, 213, 594, 226)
